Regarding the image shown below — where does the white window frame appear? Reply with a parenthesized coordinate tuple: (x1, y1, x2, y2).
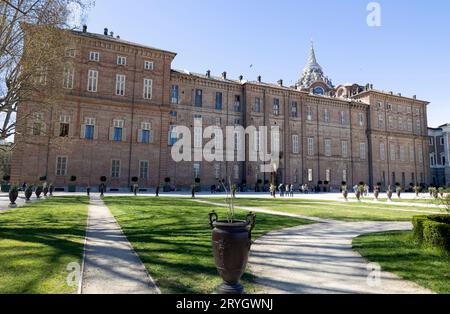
(307, 138, 314, 156)
(87, 69, 98, 92)
(117, 56, 127, 65)
(63, 64, 74, 89)
(139, 160, 149, 179)
(89, 51, 100, 62)
(193, 163, 200, 179)
(380, 142, 386, 161)
(360, 143, 366, 160)
(233, 165, 239, 180)
(324, 139, 332, 157)
(341, 141, 348, 158)
(358, 112, 364, 127)
(111, 159, 121, 178)
(143, 78, 153, 100)
(390, 144, 396, 161)
(308, 169, 313, 182)
(56, 156, 68, 176)
(292, 135, 299, 154)
(144, 60, 154, 70)
(116, 74, 126, 96)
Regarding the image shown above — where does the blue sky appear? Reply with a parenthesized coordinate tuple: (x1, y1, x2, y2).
(84, 0, 450, 127)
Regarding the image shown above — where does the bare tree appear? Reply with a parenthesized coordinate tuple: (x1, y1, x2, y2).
(0, 0, 93, 143)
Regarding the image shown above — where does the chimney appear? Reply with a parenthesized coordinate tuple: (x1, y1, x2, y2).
(239, 75, 243, 81)
(370, 84, 373, 89)
(116, 35, 120, 39)
(277, 79, 283, 87)
(104, 28, 108, 36)
(413, 95, 417, 99)
(206, 70, 211, 78)
(257, 75, 261, 83)
(389, 91, 393, 95)
(398, 93, 402, 96)
(222, 72, 227, 79)
(82, 25, 87, 33)
(110, 31, 114, 37)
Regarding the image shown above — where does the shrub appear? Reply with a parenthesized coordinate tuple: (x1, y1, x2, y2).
(412, 215, 450, 252)
(39, 176, 47, 182)
(70, 176, 77, 182)
(3, 175, 10, 181)
(195, 178, 201, 184)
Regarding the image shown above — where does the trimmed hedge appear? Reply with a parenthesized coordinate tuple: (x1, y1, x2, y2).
(412, 215, 450, 252)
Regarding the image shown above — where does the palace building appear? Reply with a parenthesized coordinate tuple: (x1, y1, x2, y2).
(11, 26, 431, 191)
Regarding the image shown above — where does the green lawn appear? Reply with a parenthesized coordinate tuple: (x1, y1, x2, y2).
(104, 197, 312, 294)
(353, 231, 450, 294)
(211, 198, 443, 221)
(0, 197, 89, 294)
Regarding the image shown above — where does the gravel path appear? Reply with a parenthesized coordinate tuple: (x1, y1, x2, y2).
(80, 196, 159, 294)
(196, 200, 433, 294)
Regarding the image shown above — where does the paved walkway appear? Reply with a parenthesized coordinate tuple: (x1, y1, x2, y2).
(196, 200, 433, 294)
(81, 195, 159, 294)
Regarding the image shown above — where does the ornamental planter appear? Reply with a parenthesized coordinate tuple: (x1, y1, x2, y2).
(25, 188, 33, 202)
(9, 188, 18, 208)
(35, 186, 43, 199)
(209, 211, 256, 294)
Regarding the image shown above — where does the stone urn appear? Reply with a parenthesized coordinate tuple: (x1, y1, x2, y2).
(35, 186, 43, 199)
(209, 211, 256, 294)
(25, 187, 33, 202)
(387, 190, 393, 201)
(9, 188, 19, 208)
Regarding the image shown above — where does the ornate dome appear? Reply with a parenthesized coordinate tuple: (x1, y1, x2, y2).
(298, 42, 334, 92)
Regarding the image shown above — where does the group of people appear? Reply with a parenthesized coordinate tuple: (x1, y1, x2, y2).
(352, 184, 370, 196)
(269, 184, 296, 198)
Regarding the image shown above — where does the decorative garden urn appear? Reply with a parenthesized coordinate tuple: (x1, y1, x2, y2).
(25, 188, 33, 202)
(35, 187, 43, 199)
(209, 211, 256, 294)
(9, 188, 18, 208)
(43, 186, 49, 197)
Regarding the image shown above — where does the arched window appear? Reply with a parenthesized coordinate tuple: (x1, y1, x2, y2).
(313, 86, 325, 95)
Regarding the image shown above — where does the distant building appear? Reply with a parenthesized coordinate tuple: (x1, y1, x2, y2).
(428, 124, 450, 186)
(11, 26, 431, 191)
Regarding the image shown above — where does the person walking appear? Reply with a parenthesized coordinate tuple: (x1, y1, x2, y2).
(290, 184, 294, 197)
(155, 185, 160, 197)
(279, 183, 284, 197)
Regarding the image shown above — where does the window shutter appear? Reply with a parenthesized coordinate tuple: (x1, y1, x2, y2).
(137, 129, 142, 143)
(80, 124, 86, 139)
(68, 123, 74, 137)
(122, 128, 127, 142)
(109, 127, 114, 141)
(93, 126, 98, 140)
(54, 123, 61, 137)
(149, 130, 153, 143)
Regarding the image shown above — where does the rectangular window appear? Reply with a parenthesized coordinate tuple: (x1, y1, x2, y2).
(340, 111, 345, 125)
(380, 142, 386, 161)
(33, 122, 41, 136)
(85, 125, 94, 140)
(341, 141, 348, 158)
(89, 51, 99, 62)
(407, 118, 413, 132)
(56, 156, 68, 176)
(307, 138, 314, 156)
(271, 131, 280, 153)
(194, 125, 202, 148)
(343, 169, 347, 183)
(169, 125, 177, 145)
(390, 144, 396, 161)
(143, 78, 152, 99)
(292, 135, 299, 154)
(409, 145, 414, 162)
(116, 74, 126, 96)
(63, 65, 74, 89)
(117, 56, 127, 65)
(195, 89, 203, 107)
(141, 129, 151, 144)
(234, 95, 241, 112)
(233, 165, 239, 180)
(215, 92, 223, 110)
(307, 106, 313, 121)
(440, 137, 445, 146)
(360, 143, 366, 160)
(377, 114, 384, 128)
(66, 48, 76, 57)
(308, 169, 313, 182)
(324, 139, 332, 157)
(144, 61, 154, 70)
(273, 98, 280, 116)
(113, 127, 123, 141)
(111, 160, 121, 178)
(139, 161, 149, 179)
(388, 116, 394, 129)
(324, 109, 330, 123)
(398, 117, 403, 130)
(418, 145, 423, 164)
(400, 145, 405, 162)
(358, 112, 364, 127)
(87, 70, 98, 92)
(254, 131, 261, 152)
(171, 85, 179, 104)
(429, 137, 434, 146)
(326, 169, 331, 182)
(416, 120, 421, 133)
(193, 163, 200, 179)
(254, 97, 261, 113)
(291, 101, 298, 118)
(60, 123, 69, 137)
(215, 164, 221, 179)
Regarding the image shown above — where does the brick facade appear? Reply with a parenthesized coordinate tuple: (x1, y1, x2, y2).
(10, 28, 431, 191)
